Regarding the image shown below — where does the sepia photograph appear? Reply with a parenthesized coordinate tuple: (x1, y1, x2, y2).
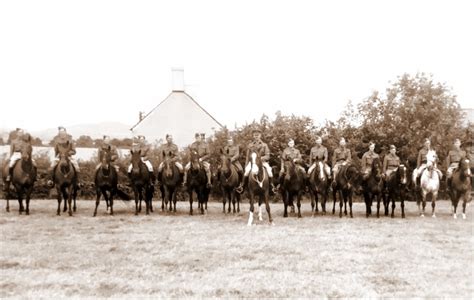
(0, 0, 473, 298)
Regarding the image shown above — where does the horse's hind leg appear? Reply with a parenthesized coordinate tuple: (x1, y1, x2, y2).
(189, 192, 193, 215)
(349, 192, 353, 218)
(265, 194, 273, 224)
(401, 194, 405, 218)
(297, 194, 302, 218)
(73, 187, 77, 212)
(25, 189, 31, 215)
(376, 194, 381, 218)
(431, 192, 437, 218)
(109, 191, 114, 216)
(67, 187, 73, 216)
(18, 193, 23, 215)
(462, 194, 467, 219)
(57, 190, 61, 216)
(339, 191, 344, 218)
(390, 194, 396, 218)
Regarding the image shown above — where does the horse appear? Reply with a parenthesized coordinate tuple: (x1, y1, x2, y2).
(361, 157, 385, 218)
(450, 158, 471, 219)
(93, 147, 118, 216)
(415, 150, 441, 218)
(54, 151, 78, 216)
(160, 151, 181, 212)
(384, 164, 408, 218)
(217, 150, 240, 214)
(247, 151, 273, 225)
(332, 163, 363, 218)
(308, 160, 330, 216)
(129, 149, 154, 215)
(280, 159, 305, 218)
(2, 145, 37, 214)
(185, 150, 210, 215)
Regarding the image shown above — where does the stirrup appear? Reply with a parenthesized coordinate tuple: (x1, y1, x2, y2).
(5, 175, 11, 182)
(235, 185, 244, 194)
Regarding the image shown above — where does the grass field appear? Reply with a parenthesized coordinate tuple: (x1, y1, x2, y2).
(0, 198, 472, 298)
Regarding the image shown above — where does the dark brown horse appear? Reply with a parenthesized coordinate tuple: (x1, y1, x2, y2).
(281, 160, 305, 218)
(362, 157, 385, 218)
(309, 161, 330, 216)
(93, 147, 118, 216)
(332, 163, 363, 218)
(218, 151, 240, 214)
(247, 151, 273, 225)
(2, 145, 37, 214)
(160, 152, 181, 212)
(186, 150, 210, 215)
(384, 164, 408, 218)
(129, 149, 153, 215)
(450, 158, 471, 219)
(54, 152, 78, 216)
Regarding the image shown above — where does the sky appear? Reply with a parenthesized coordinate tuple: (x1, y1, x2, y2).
(0, 0, 473, 132)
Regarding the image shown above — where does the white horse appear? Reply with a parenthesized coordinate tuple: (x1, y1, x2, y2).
(417, 150, 442, 218)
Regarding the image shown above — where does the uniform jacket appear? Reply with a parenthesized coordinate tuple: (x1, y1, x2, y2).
(309, 145, 328, 164)
(281, 147, 302, 164)
(332, 147, 351, 166)
(361, 151, 379, 169)
(98, 144, 119, 162)
(223, 145, 240, 162)
(160, 143, 180, 162)
(189, 141, 210, 161)
(383, 153, 400, 172)
(446, 149, 466, 167)
(245, 140, 270, 164)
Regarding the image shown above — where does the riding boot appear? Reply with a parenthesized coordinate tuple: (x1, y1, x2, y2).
(156, 171, 162, 186)
(236, 175, 248, 194)
(149, 172, 155, 185)
(5, 166, 13, 182)
(206, 169, 212, 188)
(182, 171, 188, 186)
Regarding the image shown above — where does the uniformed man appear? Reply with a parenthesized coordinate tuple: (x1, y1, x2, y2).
(4, 128, 25, 184)
(332, 137, 351, 186)
(307, 135, 331, 179)
(157, 134, 184, 185)
(222, 136, 243, 183)
(95, 135, 120, 173)
(47, 127, 80, 187)
(383, 145, 400, 178)
(236, 128, 276, 193)
(446, 138, 471, 189)
(361, 141, 379, 180)
(277, 138, 306, 189)
(183, 133, 212, 188)
(413, 138, 441, 184)
(128, 135, 155, 183)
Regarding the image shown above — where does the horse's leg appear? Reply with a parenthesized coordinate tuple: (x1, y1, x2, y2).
(383, 191, 389, 216)
(25, 188, 31, 215)
(265, 192, 273, 224)
(310, 191, 315, 213)
(339, 190, 344, 218)
(237, 193, 240, 213)
(315, 192, 319, 213)
(62, 187, 68, 213)
(73, 186, 77, 212)
(231, 191, 236, 213)
(134, 189, 139, 215)
(18, 192, 23, 215)
(431, 192, 437, 218)
(172, 189, 177, 213)
(228, 191, 232, 214)
(221, 188, 226, 213)
(247, 193, 254, 226)
(376, 193, 381, 218)
(189, 191, 193, 215)
(67, 186, 73, 216)
(421, 191, 427, 217)
(109, 189, 114, 216)
(93, 188, 101, 217)
(391, 193, 396, 218)
(56, 187, 61, 216)
(322, 191, 327, 215)
(332, 188, 337, 215)
(462, 192, 467, 219)
(144, 189, 150, 215)
(283, 192, 288, 218)
(343, 190, 347, 216)
(258, 199, 263, 222)
(349, 190, 353, 218)
(297, 192, 302, 218)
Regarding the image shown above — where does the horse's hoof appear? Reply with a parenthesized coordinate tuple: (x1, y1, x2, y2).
(283, 213, 288, 218)
(68, 212, 72, 216)
(432, 214, 436, 218)
(26, 211, 29, 216)
(6, 208, 9, 213)
(73, 208, 76, 212)
(350, 213, 353, 218)
(402, 214, 405, 219)
(420, 214, 425, 218)
(453, 214, 457, 219)
(298, 214, 302, 218)
(93, 213, 97, 217)
(462, 213, 466, 219)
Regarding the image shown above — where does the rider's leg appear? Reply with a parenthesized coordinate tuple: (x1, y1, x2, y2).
(263, 162, 276, 192)
(182, 162, 191, 185)
(47, 158, 59, 187)
(203, 161, 212, 187)
(156, 162, 164, 184)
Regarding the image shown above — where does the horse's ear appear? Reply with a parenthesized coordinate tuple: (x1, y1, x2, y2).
(226, 148, 229, 154)
(162, 150, 166, 157)
(108, 145, 111, 151)
(220, 148, 223, 154)
(130, 149, 134, 155)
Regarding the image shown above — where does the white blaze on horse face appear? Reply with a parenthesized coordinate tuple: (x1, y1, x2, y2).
(250, 152, 259, 174)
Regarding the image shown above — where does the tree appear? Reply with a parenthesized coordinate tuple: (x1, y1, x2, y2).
(76, 135, 94, 148)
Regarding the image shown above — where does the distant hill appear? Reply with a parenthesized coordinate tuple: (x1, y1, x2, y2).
(30, 122, 132, 142)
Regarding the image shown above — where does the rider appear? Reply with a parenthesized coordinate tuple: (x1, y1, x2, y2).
(308, 135, 331, 180)
(4, 128, 25, 187)
(277, 138, 306, 190)
(221, 136, 243, 183)
(183, 133, 212, 188)
(236, 128, 276, 193)
(446, 138, 470, 190)
(47, 127, 80, 187)
(331, 137, 352, 187)
(157, 134, 184, 185)
(413, 138, 442, 184)
(382, 145, 400, 179)
(361, 141, 379, 180)
(95, 135, 120, 173)
(128, 135, 155, 184)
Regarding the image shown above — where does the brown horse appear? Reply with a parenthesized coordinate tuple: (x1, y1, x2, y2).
(160, 152, 181, 212)
(129, 149, 153, 215)
(54, 152, 78, 216)
(385, 164, 408, 218)
(93, 147, 118, 216)
(280, 159, 305, 218)
(332, 163, 363, 218)
(186, 150, 210, 215)
(361, 157, 385, 218)
(2, 145, 37, 214)
(450, 158, 471, 219)
(247, 151, 273, 225)
(309, 161, 330, 216)
(218, 151, 240, 214)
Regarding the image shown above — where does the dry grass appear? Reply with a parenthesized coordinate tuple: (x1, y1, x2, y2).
(0, 198, 472, 298)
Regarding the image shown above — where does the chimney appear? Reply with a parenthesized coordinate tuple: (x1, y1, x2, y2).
(171, 68, 185, 92)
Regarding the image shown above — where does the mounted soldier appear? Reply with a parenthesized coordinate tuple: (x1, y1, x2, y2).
(221, 136, 243, 183)
(4, 128, 25, 185)
(413, 138, 442, 185)
(47, 126, 80, 187)
(95, 135, 120, 173)
(128, 135, 155, 184)
(276, 138, 306, 190)
(331, 137, 351, 187)
(446, 138, 471, 191)
(183, 133, 212, 188)
(307, 135, 331, 180)
(236, 128, 276, 193)
(361, 141, 379, 180)
(157, 134, 184, 185)
(383, 144, 401, 179)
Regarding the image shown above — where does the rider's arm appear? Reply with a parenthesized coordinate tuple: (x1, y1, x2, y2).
(361, 153, 367, 169)
(309, 148, 314, 165)
(230, 146, 239, 162)
(416, 150, 422, 168)
(262, 144, 270, 162)
(323, 147, 328, 163)
(69, 142, 77, 156)
(445, 151, 451, 169)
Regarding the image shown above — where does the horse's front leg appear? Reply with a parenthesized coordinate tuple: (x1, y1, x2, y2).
(376, 194, 381, 218)
(248, 193, 254, 226)
(56, 188, 62, 216)
(339, 190, 344, 218)
(73, 186, 77, 212)
(18, 192, 24, 215)
(221, 188, 226, 213)
(348, 191, 353, 218)
(332, 188, 337, 215)
(93, 188, 101, 217)
(63, 188, 68, 213)
(134, 189, 139, 215)
(390, 193, 396, 218)
(342, 190, 347, 216)
(420, 191, 427, 217)
(297, 193, 302, 218)
(25, 188, 32, 216)
(462, 192, 468, 219)
(109, 190, 114, 216)
(265, 192, 273, 224)
(189, 191, 193, 215)
(172, 190, 177, 213)
(431, 192, 437, 218)
(67, 186, 73, 216)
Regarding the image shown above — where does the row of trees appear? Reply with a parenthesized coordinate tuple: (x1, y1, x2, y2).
(206, 73, 472, 170)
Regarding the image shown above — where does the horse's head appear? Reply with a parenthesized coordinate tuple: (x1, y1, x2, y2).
(398, 164, 408, 185)
(162, 151, 175, 177)
(314, 161, 326, 181)
(459, 158, 471, 176)
(283, 158, 296, 178)
(347, 165, 363, 194)
(20, 145, 31, 161)
(426, 150, 437, 169)
(130, 149, 142, 174)
(250, 151, 263, 175)
(371, 157, 382, 180)
(190, 150, 200, 171)
(218, 149, 231, 174)
(101, 146, 112, 170)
